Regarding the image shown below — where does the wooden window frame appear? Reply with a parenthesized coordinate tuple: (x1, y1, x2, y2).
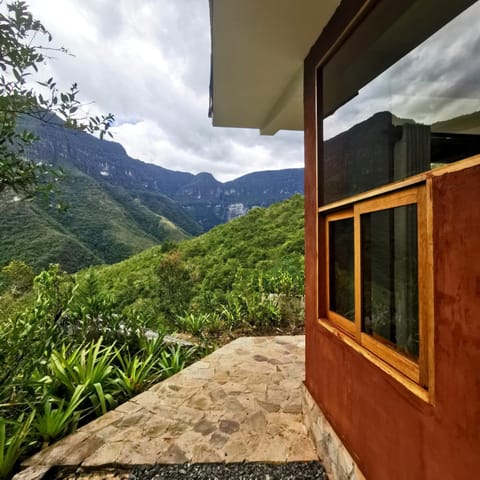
(324, 184, 431, 387)
(325, 209, 356, 336)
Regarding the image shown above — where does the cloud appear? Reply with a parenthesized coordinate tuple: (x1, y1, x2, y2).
(25, 0, 304, 182)
(325, 1, 480, 139)
(13, 1, 480, 180)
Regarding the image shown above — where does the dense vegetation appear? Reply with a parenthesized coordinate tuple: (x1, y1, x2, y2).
(0, 165, 191, 272)
(0, 113, 305, 274)
(0, 0, 113, 198)
(87, 194, 304, 331)
(0, 194, 304, 479)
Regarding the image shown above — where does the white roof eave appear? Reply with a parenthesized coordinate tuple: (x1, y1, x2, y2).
(210, 0, 341, 135)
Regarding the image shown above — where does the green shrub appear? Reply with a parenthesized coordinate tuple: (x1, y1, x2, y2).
(47, 339, 116, 394)
(245, 295, 282, 330)
(45, 338, 118, 418)
(158, 345, 196, 377)
(32, 385, 86, 446)
(216, 300, 244, 331)
(0, 261, 34, 297)
(113, 349, 162, 397)
(0, 412, 35, 480)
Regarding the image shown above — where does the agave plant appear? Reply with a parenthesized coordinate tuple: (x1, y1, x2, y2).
(113, 350, 162, 397)
(137, 334, 166, 358)
(32, 385, 86, 447)
(87, 383, 117, 417)
(0, 411, 35, 480)
(47, 338, 116, 395)
(158, 344, 196, 377)
(176, 312, 211, 337)
(180, 311, 223, 336)
(45, 338, 118, 417)
(217, 299, 245, 331)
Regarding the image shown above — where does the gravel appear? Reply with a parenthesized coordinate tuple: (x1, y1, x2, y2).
(130, 462, 327, 480)
(53, 462, 327, 480)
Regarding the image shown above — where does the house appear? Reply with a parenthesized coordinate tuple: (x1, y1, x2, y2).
(209, 1, 480, 479)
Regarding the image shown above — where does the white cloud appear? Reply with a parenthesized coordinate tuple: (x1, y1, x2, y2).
(25, 0, 304, 182)
(324, 1, 480, 140)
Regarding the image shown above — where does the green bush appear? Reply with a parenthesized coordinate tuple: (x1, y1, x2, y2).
(158, 345, 196, 377)
(0, 412, 35, 480)
(114, 348, 163, 397)
(45, 339, 117, 415)
(32, 385, 86, 447)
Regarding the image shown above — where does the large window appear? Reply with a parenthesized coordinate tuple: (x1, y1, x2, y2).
(320, 0, 480, 205)
(317, 0, 480, 390)
(325, 186, 428, 385)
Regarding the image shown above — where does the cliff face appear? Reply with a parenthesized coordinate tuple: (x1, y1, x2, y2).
(20, 115, 305, 231)
(2, 115, 304, 271)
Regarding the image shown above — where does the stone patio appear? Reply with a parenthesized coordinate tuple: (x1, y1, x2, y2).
(15, 335, 318, 479)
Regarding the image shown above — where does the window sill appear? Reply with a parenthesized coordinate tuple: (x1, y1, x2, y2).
(316, 317, 432, 404)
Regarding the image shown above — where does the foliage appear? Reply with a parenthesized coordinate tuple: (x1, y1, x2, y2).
(0, 166, 192, 273)
(0, 302, 200, 478)
(0, 195, 304, 478)
(154, 250, 197, 321)
(81, 194, 305, 334)
(158, 344, 196, 377)
(0, 260, 33, 295)
(0, 266, 68, 408)
(176, 312, 208, 337)
(32, 385, 85, 446)
(217, 300, 244, 331)
(113, 348, 162, 396)
(87, 383, 117, 417)
(0, 0, 113, 197)
(33, 264, 74, 320)
(0, 411, 34, 480)
(46, 339, 116, 397)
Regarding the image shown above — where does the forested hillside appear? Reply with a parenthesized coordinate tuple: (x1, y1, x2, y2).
(86, 194, 305, 326)
(22, 113, 304, 231)
(0, 166, 191, 272)
(0, 195, 304, 478)
(1, 193, 304, 330)
(0, 115, 304, 273)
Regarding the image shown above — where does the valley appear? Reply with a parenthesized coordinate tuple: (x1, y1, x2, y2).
(0, 115, 304, 272)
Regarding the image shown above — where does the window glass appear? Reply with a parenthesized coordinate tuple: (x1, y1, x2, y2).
(329, 218, 355, 321)
(321, 0, 480, 205)
(361, 205, 419, 358)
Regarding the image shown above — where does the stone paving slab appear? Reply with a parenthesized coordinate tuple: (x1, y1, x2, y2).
(16, 336, 317, 478)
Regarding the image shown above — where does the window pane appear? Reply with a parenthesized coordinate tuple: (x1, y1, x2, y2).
(321, 0, 480, 205)
(361, 205, 419, 358)
(329, 218, 355, 321)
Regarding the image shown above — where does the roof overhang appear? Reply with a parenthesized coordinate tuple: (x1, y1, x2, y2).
(209, 0, 341, 135)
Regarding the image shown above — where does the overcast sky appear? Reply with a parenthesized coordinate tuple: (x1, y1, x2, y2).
(26, 0, 304, 182)
(324, 1, 480, 139)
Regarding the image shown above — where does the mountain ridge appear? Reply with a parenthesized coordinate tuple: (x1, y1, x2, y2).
(0, 115, 304, 272)
(20, 115, 304, 229)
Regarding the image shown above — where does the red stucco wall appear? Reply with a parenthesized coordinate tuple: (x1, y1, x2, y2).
(305, 163, 480, 479)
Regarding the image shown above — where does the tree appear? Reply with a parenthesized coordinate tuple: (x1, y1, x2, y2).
(155, 251, 197, 319)
(0, 259, 34, 294)
(0, 0, 114, 196)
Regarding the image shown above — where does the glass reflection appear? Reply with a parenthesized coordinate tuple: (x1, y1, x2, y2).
(329, 218, 355, 321)
(322, 1, 480, 205)
(361, 205, 419, 358)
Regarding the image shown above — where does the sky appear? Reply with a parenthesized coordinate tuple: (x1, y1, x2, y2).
(26, 0, 304, 182)
(19, 1, 480, 180)
(324, 1, 480, 139)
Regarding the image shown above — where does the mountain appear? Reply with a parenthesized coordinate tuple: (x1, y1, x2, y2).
(21, 115, 304, 230)
(177, 169, 304, 229)
(0, 166, 191, 272)
(0, 115, 304, 272)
